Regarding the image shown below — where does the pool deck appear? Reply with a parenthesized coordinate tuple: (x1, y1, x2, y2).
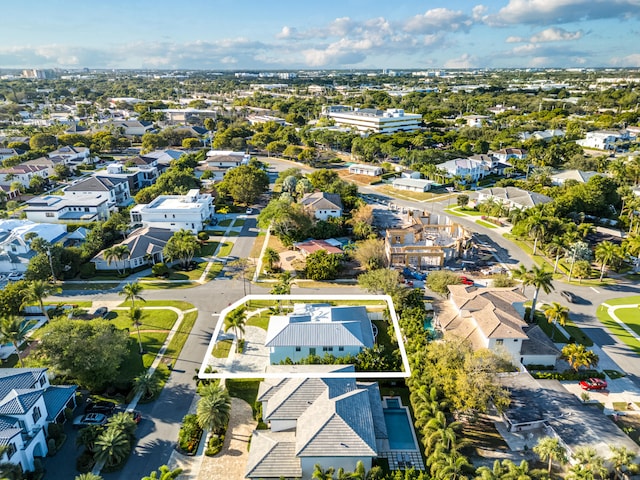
(381, 396, 426, 471)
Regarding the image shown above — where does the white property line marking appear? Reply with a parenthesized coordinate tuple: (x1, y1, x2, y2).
(590, 287, 600, 293)
(198, 294, 411, 380)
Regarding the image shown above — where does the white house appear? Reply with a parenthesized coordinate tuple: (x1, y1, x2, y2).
(102, 120, 154, 136)
(246, 365, 388, 479)
(24, 194, 114, 224)
(94, 163, 158, 192)
(576, 130, 630, 151)
(204, 150, 250, 168)
(476, 187, 552, 211)
(462, 115, 490, 128)
(391, 178, 434, 192)
(0, 220, 67, 274)
(299, 192, 343, 220)
(65, 176, 131, 207)
(0, 148, 25, 161)
(519, 129, 565, 142)
(48, 145, 91, 164)
(438, 158, 487, 182)
(550, 169, 601, 186)
(0, 368, 77, 473)
(0, 165, 49, 189)
(130, 189, 214, 233)
(91, 227, 174, 271)
(492, 148, 527, 164)
(264, 304, 375, 364)
(348, 164, 383, 176)
(322, 105, 421, 134)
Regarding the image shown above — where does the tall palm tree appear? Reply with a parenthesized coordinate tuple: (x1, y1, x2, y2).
(501, 459, 532, 480)
(21, 279, 61, 321)
(542, 302, 570, 342)
(525, 210, 547, 255)
(511, 264, 531, 295)
(570, 446, 608, 480)
(475, 459, 505, 480)
(609, 445, 635, 479)
(561, 344, 599, 372)
(196, 383, 231, 433)
(595, 241, 621, 281)
(224, 306, 247, 353)
(270, 271, 292, 295)
(423, 410, 462, 455)
(128, 307, 144, 354)
(0, 315, 37, 367)
(544, 237, 566, 274)
(427, 445, 472, 480)
(93, 427, 131, 467)
(119, 281, 145, 308)
(533, 436, 567, 475)
(104, 245, 130, 275)
(528, 265, 554, 319)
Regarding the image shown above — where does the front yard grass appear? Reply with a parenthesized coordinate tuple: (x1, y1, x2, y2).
(227, 378, 262, 417)
(378, 185, 440, 201)
(118, 300, 194, 310)
(247, 310, 270, 330)
(200, 241, 219, 257)
(249, 233, 267, 259)
(110, 309, 178, 331)
(60, 282, 121, 291)
(603, 296, 640, 306)
(233, 218, 246, 227)
(596, 305, 640, 354)
(213, 339, 232, 358)
(163, 310, 199, 364)
(533, 310, 570, 343)
(475, 219, 498, 229)
(218, 219, 233, 227)
(217, 241, 234, 257)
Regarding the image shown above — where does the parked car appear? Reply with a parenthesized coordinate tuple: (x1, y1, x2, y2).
(73, 413, 108, 428)
(459, 276, 474, 286)
(85, 399, 116, 415)
(579, 378, 607, 391)
(94, 307, 109, 318)
(560, 290, 577, 303)
(246, 208, 252, 214)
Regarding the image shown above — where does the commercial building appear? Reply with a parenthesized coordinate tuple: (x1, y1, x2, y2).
(322, 106, 421, 134)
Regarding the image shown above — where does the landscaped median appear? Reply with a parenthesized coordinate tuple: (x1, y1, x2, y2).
(597, 296, 640, 354)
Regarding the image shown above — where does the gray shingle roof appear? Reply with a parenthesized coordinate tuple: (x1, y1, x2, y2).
(245, 431, 301, 479)
(65, 176, 125, 192)
(43, 385, 77, 421)
(0, 369, 46, 399)
(296, 389, 377, 457)
(300, 192, 343, 211)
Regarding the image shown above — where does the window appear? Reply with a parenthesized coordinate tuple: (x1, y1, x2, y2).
(338, 346, 344, 352)
(39, 376, 45, 387)
(5, 443, 16, 459)
(495, 339, 503, 345)
(322, 346, 333, 352)
(32, 405, 41, 423)
(46, 212, 54, 218)
(295, 346, 301, 352)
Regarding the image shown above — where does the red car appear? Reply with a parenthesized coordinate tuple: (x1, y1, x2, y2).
(579, 378, 607, 390)
(460, 276, 474, 286)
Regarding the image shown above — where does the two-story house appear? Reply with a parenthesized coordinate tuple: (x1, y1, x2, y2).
(94, 163, 158, 192)
(24, 194, 114, 224)
(299, 192, 343, 220)
(0, 165, 49, 189)
(437, 158, 487, 183)
(0, 368, 77, 473)
(576, 130, 631, 151)
(129, 189, 214, 233)
(64, 176, 131, 207)
(0, 220, 67, 274)
(48, 145, 91, 165)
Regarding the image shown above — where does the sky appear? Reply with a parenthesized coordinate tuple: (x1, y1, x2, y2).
(1, 0, 640, 70)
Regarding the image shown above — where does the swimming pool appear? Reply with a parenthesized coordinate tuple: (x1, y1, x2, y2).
(383, 398, 418, 451)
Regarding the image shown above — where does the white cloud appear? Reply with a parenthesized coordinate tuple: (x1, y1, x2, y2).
(444, 53, 477, 68)
(404, 8, 472, 33)
(506, 36, 525, 43)
(487, 0, 640, 26)
(612, 53, 640, 66)
(530, 27, 583, 42)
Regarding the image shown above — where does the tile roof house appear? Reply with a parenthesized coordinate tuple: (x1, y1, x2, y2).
(550, 169, 601, 186)
(91, 227, 173, 271)
(437, 158, 488, 183)
(438, 285, 559, 366)
(0, 220, 67, 274)
(246, 365, 388, 479)
(265, 304, 375, 364)
(476, 187, 552, 211)
(0, 369, 77, 473)
(65, 175, 131, 207)
(0, 165, 49, 189)
(300, 192, 343, 220)
(294, 239, 343, 256)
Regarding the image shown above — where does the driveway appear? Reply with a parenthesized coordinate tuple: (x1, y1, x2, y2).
(207, 326, 268, 375)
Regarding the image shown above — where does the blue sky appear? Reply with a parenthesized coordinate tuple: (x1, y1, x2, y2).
(2, 0, 640, 70)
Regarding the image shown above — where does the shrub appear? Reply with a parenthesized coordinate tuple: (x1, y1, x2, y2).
(198, 231, 210, 241)
(178, 414, 203, 455)
(79, 262, 96, 279)
(47, 438, 56, 455)
(76, 451, 95, 473)
(204, 433, 225, 456)
(152, 262, 170, 277)
(530, 369, 603, 381)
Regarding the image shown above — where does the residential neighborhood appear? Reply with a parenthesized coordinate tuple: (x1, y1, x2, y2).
(2, 63, 640, 480)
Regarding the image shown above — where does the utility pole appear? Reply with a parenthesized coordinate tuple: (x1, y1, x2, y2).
(46, 247, 56, 282)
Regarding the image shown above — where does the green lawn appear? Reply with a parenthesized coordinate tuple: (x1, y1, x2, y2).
(208, 229, 227, 236)
(615, 307, 640, 337)
(373, 320, 395, 351)
(60, 282, 121, 291)
(217, 242, 234, 257)
(138, 281, 196, 290)
(226, 378, 261, 417)
(44, 300, 93, 308)
(213, 339, 232, 358)
(110, 309, 178, 331)
(163, 310, 199, 364)
(533, 310, 570, 343)
(168, 262, 207, 281)
(247, 310, 270, 330)
(596, 305, 640, 354)
(445, 207, 484, 217)
(475, 219, 498, 229)
(233, 218, 246, 227)
(602, 296, 640, 307)
(218, 219, 233, 227)
(118, 300, 195, 311)
(564, 319, 594, 347)
(200, 241, 220, 257)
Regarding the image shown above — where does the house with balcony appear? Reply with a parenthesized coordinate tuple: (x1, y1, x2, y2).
(0, 368, 77, 473)
(24, 194, 114, 224)
(130, 189, 214, 233)
(94, 163, 158, 192)
(385, 211, 471, 269)
(198, 150, 250, 181)
(0, 220, 67, 274)
(492, 148, 527, 164)
(300, 192, 343, 220)
(264, 304, 375, 364)
(64, 176, 131, 207)
(246, 365, 389, 479)
(437, 158, 488, 183)
(0, 165, 49, 189)
(576, 130, 631, 151)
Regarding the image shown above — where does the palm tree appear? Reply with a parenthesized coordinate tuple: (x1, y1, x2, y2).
(129, 307, 144, 354)
(106, 412, 137, 439)
(542, 302, 570, 342)
(119, 281, 145, 308)
(224, 306, 247, 353)
(196, 383, 231, 433)
(270, 271, 293, 295)
(21, 279, 60, 321)
(0, 315, 37, 367)
(533, 436, 567, 475)
(525, 210, 547, 255)
(262, 247, 280, 273)
(93, 427, 131, 467)
(609, 445, 635, 479)
(501, 459, 532, 480)
(511, 264, 530, 294)
(475, 459, 505, 480)
(595, 241, 621, 281)
(544, 237, 566, 274)
(423, 410, 462, 455)
(133, 371, 163, 400)
(312, 464, 335, 480)
(104, 245, 130, 275)
(75, 473, 104, 480)
(0, 462, 25, 480)
(76, 425, 102, 450)
(351, 461, 366, 480)
(141, 465, 183, 480)
(528, 265, 554, 319)
(561, 344, 599, 372)
(570, 446, 608, 480)
(427, 445, 472, 480)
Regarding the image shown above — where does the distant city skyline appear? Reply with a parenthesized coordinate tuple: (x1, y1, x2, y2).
(2, 0, 640, 70)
